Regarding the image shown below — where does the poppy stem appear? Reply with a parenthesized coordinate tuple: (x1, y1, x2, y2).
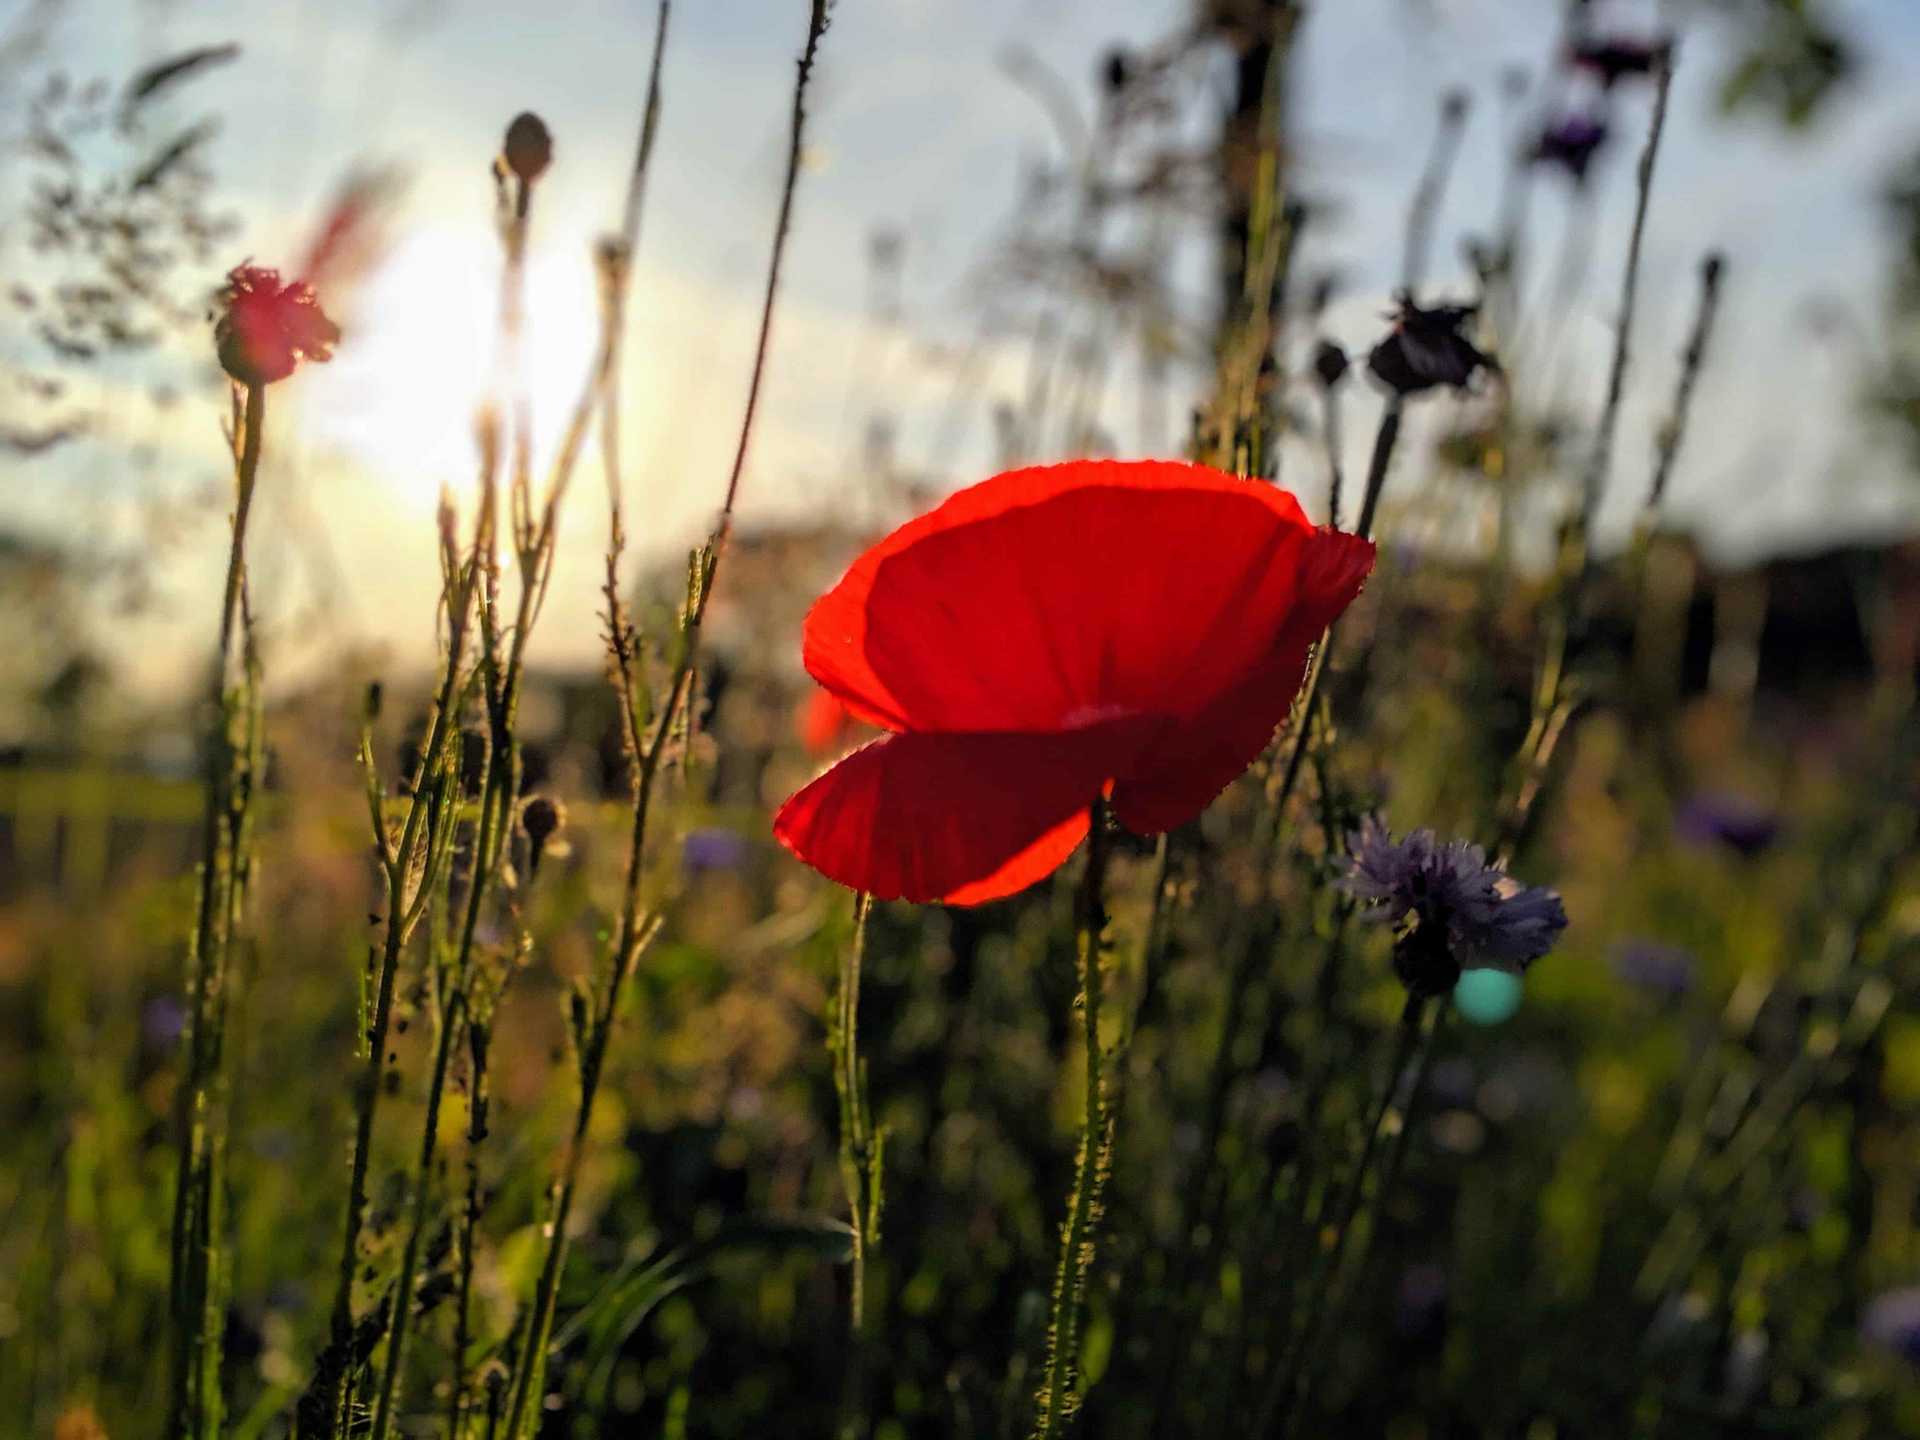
(834, 892, 881, 1439)
(168, 377, 264, 1440)
(1033, 800, 1113, 1440)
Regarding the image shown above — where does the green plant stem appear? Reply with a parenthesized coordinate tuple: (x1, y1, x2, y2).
(1287, 1002, 1446, 1434)
(499, 11, 827, 1432)
(303, 567, 474, 1437)
(834, 893, 877, 1440)
(1580, 50, 1673, 533)
(370, 985, 465, 1440)
(168, 378, 264, 1440)
(1255, 992, 1430, 1436)
(1032, 800, 1112, 1440)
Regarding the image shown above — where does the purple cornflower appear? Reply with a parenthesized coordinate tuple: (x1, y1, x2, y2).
(1675, 792, 1782, 858)
(1611, 940, 1697, 999)
(1863, 1288, 1920, 1365)
(1343, 815, 1568, 996)
(1530, 112, 1610, 183)
(682, 827, 749, 875)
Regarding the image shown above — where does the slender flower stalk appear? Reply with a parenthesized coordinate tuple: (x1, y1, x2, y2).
(1645, 250, 1726, 510)
(167, 378, 264, 1440)
(302, 534, 478, 1438)
(1580, 48, 1674, 532)
(1254, 994, 1429, 1437)
(171, 261, 338, 1440)
(376, 15, 674, 1424)
(1401, 90, 1471, 295)
(499, 9, 830, 1433)
(832, 893, 883, 1440)
(1032, 801, 1113, 1440)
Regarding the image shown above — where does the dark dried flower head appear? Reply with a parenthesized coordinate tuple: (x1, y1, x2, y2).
(1367, 296, 1498, 397)
(1312, 339, 1350, 389)
(1531, 111, 1610, 182)
(1343, 815, 1567, 996)
(214, 265, 339, 386)
(1568, 32, 1671, 89)
(521, 795, 564, 844)
(502, 111, 553, 183)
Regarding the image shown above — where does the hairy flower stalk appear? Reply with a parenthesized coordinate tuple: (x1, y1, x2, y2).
(373, 16, 672, 1425)
(499, 7, 828, 1433)
(167, 377, 265, 1440)
(171, 263, 337, 1440)
(1033, 802, 1114, 1440)
(301, 526, 479, 1440)
(832, 893, 884, 1439)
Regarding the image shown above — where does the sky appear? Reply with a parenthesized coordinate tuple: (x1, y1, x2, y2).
(6, 0, 1920, 707)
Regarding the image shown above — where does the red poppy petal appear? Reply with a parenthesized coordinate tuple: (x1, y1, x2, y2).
(773, 725, 1143, 904)
(1110, 526, 1375, 834)
(1108, 646, 1313, 835)
(802, 460, 1325, 734)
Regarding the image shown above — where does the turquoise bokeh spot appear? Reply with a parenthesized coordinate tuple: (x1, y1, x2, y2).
(1454, 968, 1523, 1025)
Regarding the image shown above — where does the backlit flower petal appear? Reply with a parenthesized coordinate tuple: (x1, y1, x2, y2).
(1110, 525, 1374, 833)
(772, 721, 1149, 905)
(802, 460, 1328, 734)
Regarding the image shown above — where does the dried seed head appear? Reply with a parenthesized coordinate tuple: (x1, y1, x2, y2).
(521, 795, 564, 844)
(1312, 339, 1350, 390)
(502, 111, 553, 183)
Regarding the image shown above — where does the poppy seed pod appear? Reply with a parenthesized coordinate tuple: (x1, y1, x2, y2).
(521, 794, 565, 880)
(521, 795, 564, 844)
(502, 111, 553, 183)
(1312, 339, 1350, 390)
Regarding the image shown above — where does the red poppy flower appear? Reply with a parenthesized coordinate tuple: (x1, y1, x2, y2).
(214, 265, 340, 386)
(773, 460, 1375, 905)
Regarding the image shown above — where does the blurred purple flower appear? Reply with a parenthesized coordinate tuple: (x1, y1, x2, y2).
(1344, 816, 1568, 994)
(1675, 792, 1782, 858)
(1611, 940, 1697, 999)
(682, 827, 748, 875)
(1530, 112, 1610, 182)
(1863, 1288, 1920, 1364)
(144, 995, 187, 1049)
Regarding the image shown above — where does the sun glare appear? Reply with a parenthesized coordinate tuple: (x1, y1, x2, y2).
(301, 220, 607, 512)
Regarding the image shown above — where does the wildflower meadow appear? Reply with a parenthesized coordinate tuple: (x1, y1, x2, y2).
(8, 1, 1920, 1437)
